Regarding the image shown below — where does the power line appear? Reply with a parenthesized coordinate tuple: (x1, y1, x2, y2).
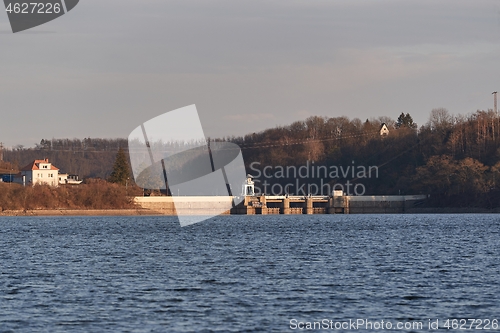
(234, 130, 380, 150)
(4, 130, 382, 153)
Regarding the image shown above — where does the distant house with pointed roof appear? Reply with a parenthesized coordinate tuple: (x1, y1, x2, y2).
(15, 158, 59, 186)
(379, 123, 389, 136)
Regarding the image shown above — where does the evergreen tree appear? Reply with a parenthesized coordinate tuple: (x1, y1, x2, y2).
(396, 112, 417, 129)
(108, 147, 130, 185)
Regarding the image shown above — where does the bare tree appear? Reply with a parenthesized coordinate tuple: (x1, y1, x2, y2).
(428, 108, 452, 131)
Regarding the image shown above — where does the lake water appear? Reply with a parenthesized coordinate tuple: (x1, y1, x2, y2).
(0, 214, 499, 332)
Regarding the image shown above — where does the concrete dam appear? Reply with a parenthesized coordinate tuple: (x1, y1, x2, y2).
(134, 194, 428, 215)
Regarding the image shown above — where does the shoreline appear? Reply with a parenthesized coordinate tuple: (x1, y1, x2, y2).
(1, 207, 499, 217)
(0, 209, 162, 216)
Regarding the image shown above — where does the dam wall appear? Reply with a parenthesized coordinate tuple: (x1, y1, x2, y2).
(134, 195, 428, 215)
(134, 196, 233, 215)
(346, 195, 428, 214)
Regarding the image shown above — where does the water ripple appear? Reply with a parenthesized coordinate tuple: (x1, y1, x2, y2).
(0, 214, 499, 332)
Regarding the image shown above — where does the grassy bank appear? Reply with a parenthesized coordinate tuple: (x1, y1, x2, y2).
(0, 209, 160, 216)
(0, 179, 143, 211)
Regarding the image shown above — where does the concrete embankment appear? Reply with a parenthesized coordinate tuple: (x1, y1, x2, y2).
(134, 195, 430, 215)
(134, 196, 233, 215)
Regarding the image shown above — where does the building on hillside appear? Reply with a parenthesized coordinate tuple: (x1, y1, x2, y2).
(58, 174, 83, 185)
(0, 169, 16, 183)
(15, 159, 59, 186)
(380, 123, 390, 136)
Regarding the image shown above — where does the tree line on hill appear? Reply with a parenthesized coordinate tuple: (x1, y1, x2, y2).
(233, 108, 500, 207)
(3, 138, 127, 179)
(2, 108, 500, 208)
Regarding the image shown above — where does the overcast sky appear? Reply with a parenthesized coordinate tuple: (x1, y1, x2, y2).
(1, 0, 500, 147)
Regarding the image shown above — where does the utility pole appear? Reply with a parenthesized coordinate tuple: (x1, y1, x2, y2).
(0, 142, 3, 161)
(493, 91, 498, 116)
(494, 92, 499, 142)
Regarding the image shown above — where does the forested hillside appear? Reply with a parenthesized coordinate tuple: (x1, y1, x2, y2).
(233, 108, 500, 207)
(2, 108, 500, 208)
(3, 138, 127, 179)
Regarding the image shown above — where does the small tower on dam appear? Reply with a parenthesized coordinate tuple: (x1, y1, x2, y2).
(242, 174, 255, 196)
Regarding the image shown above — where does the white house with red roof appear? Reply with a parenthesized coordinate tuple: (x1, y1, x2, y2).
(15, 158, 60, 186)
